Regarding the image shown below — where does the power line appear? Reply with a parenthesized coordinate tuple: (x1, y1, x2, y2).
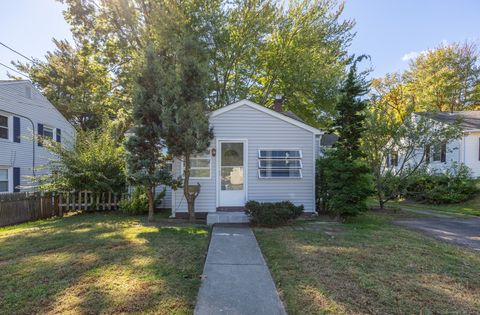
(0, 62, 30, 79)
(0, 41, 35, 63)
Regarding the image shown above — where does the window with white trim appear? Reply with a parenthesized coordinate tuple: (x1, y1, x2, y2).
(0, 168, 8, 192)
(42, 126, 54, 140)
(258, 149, 302, 178)
(0, 115, 8, 140)
(187, 155, 211, 178)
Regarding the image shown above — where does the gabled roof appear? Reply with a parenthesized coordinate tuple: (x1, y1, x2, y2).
(416, 111, 480, 131)
(210, 99, 323, 135)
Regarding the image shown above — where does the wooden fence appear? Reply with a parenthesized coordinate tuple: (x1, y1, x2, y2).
(0, 191, 122, 227)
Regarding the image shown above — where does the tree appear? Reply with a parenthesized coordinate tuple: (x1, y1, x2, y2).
(404, 41, 480, 112)
(362, 97, 462, 209)
(124, 47, 175, 222)
(13, 39, 120, 130)
(35, 125, 126, 193)
(17, 0, 354, 127)
(317, 57, 372, 217)
(156, 13, 213, 222)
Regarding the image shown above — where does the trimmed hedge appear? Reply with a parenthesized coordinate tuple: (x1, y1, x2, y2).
(245, 200, 303, 227)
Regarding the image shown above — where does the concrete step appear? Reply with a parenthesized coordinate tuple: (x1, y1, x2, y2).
(207, 211, 250, 225)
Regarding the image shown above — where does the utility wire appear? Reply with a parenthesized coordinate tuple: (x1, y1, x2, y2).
(0, 62, 30, 79)
(0, 41, 35, 63)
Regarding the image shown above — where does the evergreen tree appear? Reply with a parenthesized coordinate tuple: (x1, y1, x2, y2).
(160, 35, 213, 223)
(125, 47, 174, 222)
(317, 56, 373, 217)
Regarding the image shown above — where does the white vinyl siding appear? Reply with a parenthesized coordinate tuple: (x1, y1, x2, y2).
(0, 81, 75, 192)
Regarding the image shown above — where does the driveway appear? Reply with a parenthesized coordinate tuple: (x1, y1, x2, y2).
(394, 216, 480, 251)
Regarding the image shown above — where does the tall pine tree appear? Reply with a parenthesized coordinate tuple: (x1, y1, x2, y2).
(160, 35, 213, 222)
(317, 56, 373, 217)
(125, 47, 175, 222)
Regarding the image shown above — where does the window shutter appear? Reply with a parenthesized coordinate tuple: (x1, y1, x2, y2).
(425, 145, 430, 164)
(13, 167, 20, 192)
(13, 116, 20, 143)
(440, 143, 446, 163)
(37, 123, 43, 147)
(56, 128, 61, 143)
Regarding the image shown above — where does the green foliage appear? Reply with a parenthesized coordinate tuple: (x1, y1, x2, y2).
(13, 39, 122, 130)
(245, 200, 304, 227)
(124, 46, 177, 221)
(118, 187, 148, 215)
(316, 152, 373, 216)
(17, 0, 354, 127)
(37, 126, 126, 192)
(362, 95, 463, 208)
(405, 42, 480, 112)
(317, 57, 373, 217)
(404, 164, 478, 204)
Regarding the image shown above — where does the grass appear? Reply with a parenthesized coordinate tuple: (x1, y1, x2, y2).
(255, 211, 480, 315)
(0, 211, 210, 315)
(381, 196, 480, 217)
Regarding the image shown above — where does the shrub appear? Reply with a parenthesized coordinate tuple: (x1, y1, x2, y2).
(316, 151, 373, 217)
(404, 164, 478, 204)
(119, 187, 149, 215)
(245, 200, 303, 227)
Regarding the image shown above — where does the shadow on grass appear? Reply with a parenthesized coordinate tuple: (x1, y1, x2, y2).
(0, 212, 209, 314)
(255, 213, 480, 315)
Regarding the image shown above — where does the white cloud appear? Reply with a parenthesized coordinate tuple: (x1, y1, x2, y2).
(401, 51, 419, 62)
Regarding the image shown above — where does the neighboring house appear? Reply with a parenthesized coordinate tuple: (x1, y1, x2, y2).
(159, 99, 324, 222)
(0, 80, 75, 193)
(394, 111, 480, 177)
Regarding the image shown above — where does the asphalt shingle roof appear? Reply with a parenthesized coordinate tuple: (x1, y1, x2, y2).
(416, 111, 480, 130)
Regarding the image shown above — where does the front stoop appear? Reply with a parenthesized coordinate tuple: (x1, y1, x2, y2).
(207, 211, 250, 225)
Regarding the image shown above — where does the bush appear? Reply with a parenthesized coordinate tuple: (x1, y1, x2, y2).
(316, 151, 373, 217)
(404, 164, 478, 204)
(245, 200, 303, 227)
(119, 187, 149, 215)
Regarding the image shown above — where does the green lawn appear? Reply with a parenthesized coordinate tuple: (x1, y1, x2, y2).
(255, 211, 480, 315)
(0, 212, 210, 315)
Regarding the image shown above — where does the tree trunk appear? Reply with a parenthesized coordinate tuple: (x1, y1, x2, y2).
(146, 186, 155, 222)
(183, 155, 196, 223)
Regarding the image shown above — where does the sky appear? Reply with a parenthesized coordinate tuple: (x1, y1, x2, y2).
(0, 0, 479, 80)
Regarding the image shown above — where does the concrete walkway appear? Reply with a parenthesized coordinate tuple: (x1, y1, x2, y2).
(195, 224, 286, 315)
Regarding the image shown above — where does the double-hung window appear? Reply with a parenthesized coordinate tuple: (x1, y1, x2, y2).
(0, 168, 8, 192)
(188, 155, 211, 178)
(258, 149, 302, 178)
(0, 115, 8, 140)
(42, 126, 54, 140)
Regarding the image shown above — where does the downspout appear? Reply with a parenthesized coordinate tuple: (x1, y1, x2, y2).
(0, 109, 36, 178)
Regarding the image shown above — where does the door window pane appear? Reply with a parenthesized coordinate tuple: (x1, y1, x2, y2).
(221, 143, 243, 167)
(221, 167, 244, 190)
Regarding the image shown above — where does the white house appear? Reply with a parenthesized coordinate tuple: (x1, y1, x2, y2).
(0, 80, 75, 193)
(158, 99, 323, 223)
(392, 111, 480, 177)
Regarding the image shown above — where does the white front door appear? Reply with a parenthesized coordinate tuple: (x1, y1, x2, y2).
(218, 141, 246, 206)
